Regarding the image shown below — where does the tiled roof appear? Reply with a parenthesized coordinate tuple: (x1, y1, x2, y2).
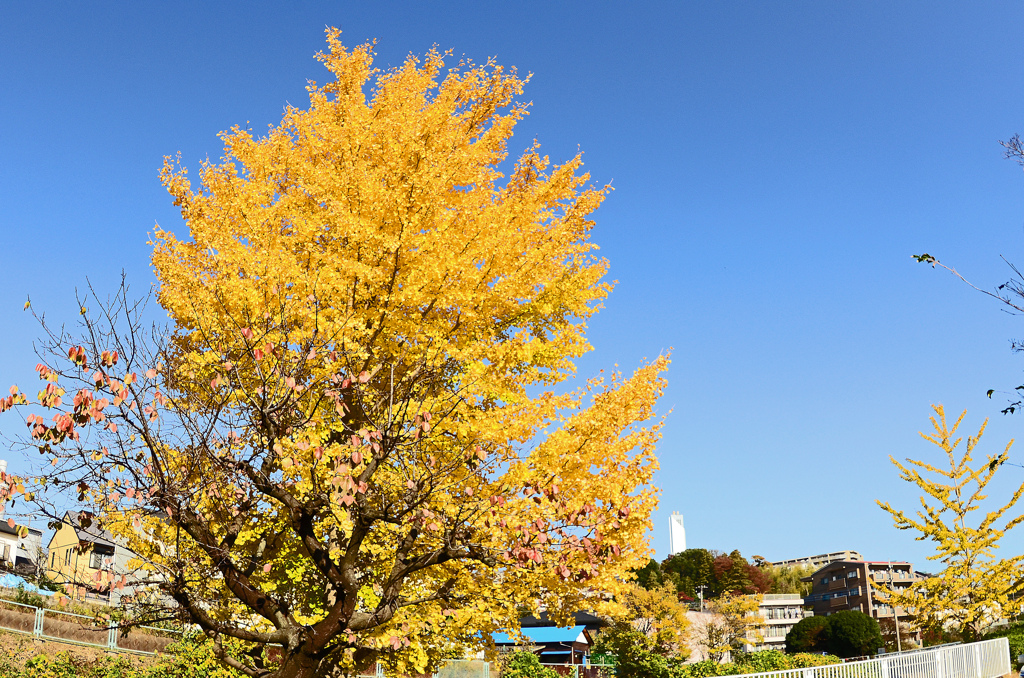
(65, 511, 118, 549)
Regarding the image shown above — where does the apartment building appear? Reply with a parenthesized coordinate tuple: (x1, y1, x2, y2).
(802, 560, 922, 631)
(754, 594, 811, 650)
(770, 550, 863, 569)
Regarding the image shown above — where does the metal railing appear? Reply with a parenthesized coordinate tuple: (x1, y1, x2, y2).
(0, 599, 181, 655)
(733, 637, 1009, 678)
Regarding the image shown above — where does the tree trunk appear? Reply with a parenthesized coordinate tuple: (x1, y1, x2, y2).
(274, 651, 324, 678)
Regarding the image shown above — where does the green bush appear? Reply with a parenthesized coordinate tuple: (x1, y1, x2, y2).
(501, 652, 559, 678)
(731, 650, 790, 673)
(788, 652, 843, 667)
(0, 635, 249, 678)
(673, 650, 841, 677)
(12, 584, 46, 610)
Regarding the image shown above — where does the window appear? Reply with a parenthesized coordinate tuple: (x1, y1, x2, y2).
(848, 571, 858, 579)
(64, 549, 71, 566)
(50, 552, 55, 568)
(90, 551, 102, 569)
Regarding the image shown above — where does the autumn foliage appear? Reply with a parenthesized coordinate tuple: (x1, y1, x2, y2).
(2, 29, 668, 678)
(877, 405, 1024, 641)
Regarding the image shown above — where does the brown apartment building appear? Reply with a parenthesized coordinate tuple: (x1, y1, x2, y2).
(803, 560, 924, 627)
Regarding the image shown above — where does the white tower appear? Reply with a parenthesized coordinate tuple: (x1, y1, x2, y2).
(669, 511, 686, 555)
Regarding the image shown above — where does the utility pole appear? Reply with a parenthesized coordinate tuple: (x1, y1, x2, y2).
(696, 585, 708, 612)
(888, 562, 902, 653)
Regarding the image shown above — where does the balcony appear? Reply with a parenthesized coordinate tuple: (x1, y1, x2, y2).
(829, 596, 848, 608)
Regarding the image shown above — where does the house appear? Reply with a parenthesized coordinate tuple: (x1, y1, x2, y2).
(45, 511, 139, 604)
(492, 625, 593, 664)
(0, 520, 43, 575)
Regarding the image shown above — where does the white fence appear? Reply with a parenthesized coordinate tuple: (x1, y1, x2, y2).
(740, 637, 1010, 678)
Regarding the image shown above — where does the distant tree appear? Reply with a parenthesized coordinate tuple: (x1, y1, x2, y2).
(785, 616, 829, 654)
(747, 562, 772, 594)
(765, 564, 814, 596)
(713, 551, 753, 596)
(878, 617, 917, 652)
(877, 406, 1024, 641)
(825, 610, 883, 658)
(617, 583, 690, 657)
(698, 594, 764, 662)
(662, 548, 715, 599)
(591, 627, 675, 678)
(633, 558, 663, 590)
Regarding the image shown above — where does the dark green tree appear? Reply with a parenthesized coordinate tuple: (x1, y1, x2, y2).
(662, 548, 715, 599)
(633, 558, 664, 590)
(785, 616, 830, 654)
(826, 610, 883, 658)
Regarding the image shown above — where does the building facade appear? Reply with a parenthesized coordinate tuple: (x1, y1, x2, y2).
(755, 594, 811, 650)
(46, 511, 140, 604)
(802, 560, 922, 634)
(770, 550, 863, 569)
(0, 521, 43, 574)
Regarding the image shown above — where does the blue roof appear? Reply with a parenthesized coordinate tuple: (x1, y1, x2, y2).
(493, 625, 587, 645)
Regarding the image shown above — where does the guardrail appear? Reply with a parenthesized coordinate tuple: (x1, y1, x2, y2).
(0, 598, 180, 655)
(736, 636, 1009, 678)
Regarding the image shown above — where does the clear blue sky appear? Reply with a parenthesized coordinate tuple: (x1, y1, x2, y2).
(3, 2, 1024, 569)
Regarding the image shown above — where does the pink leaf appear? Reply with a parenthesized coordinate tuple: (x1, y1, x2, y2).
(263, 563, 272, 574)
(5, 518, 13, 529)
(241, 328, 254, 340)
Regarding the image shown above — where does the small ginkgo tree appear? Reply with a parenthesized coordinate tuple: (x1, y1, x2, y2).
(0, 29, 669, 678)
(877, 405, 1024, 641)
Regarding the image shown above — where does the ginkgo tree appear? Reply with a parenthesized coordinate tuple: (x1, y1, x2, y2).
(0, 29, 669, 678)
(877, 405, 1024, 641)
